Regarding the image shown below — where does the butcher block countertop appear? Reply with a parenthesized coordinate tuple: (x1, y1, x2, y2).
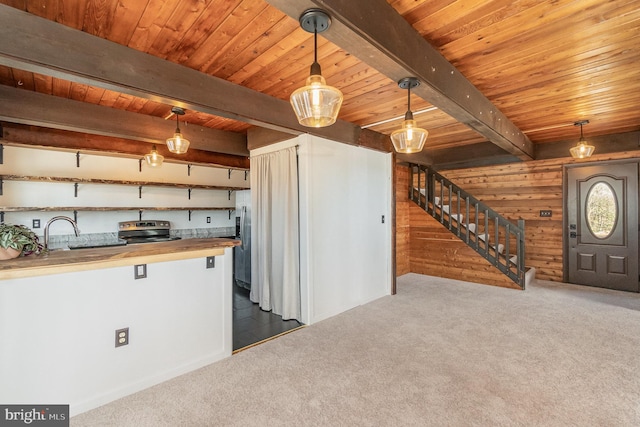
(0, 238, 240, 280)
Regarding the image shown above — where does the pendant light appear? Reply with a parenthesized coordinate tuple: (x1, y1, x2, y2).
(166, 106, 190, 154)
(391, 77, 428, 153)
(290, 9, 343, 128)
(569, 120, 595, 159)
(144, 144, 164, 168)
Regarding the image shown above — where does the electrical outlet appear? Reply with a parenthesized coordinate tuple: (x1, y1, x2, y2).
(206, 216, 211, 224)
(134, 264, 147, 279)
(206, 256, 215, 269)
(32, 219, 41, 229)
(539, 210, 552, 217)
(115, 327, 129, 347)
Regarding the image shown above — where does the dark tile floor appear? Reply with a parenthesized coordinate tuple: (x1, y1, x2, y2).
(233, 284, 303, 351)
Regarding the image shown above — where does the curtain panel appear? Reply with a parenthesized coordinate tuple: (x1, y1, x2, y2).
(250, 146, 301, 321)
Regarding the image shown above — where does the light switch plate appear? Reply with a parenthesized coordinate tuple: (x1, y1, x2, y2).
(539, 210, 552, 217)
(134, 264, 147, 279)
(206, 256, 215, 269)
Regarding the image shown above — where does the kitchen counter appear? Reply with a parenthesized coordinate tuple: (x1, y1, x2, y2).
(0, 237, 240, 280)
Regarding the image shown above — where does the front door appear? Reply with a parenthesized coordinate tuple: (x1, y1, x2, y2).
(566, 162, 639, 292)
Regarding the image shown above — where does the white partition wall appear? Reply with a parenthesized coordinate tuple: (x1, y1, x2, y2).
(251, 135, 392, 325)
(0, 249, 234, 416)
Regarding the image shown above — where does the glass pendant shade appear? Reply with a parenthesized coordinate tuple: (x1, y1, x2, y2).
(144, 145, 164, 167)
(391, 119, 428, 153)
(166, 106, 190, 154)
(569, 120, 594, 159)
(290, 74, 343, 128)
(569, 140, 595, 159)
(166, 130, 190, 154)
(290, 9, 342, 128)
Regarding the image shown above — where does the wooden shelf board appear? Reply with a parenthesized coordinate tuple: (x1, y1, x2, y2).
(0, 174, 249, 191)
(0, 207, 235, 212)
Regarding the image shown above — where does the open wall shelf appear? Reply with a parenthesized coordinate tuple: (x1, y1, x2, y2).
(0, 175, 246, 222)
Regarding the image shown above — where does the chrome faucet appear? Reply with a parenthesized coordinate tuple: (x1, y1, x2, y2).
(44, 216, 80, 249)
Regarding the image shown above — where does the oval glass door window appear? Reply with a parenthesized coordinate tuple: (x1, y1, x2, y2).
(585, 182, 617, 239)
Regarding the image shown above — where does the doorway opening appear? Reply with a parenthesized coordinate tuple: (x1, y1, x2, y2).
(232, 285, 303, 352)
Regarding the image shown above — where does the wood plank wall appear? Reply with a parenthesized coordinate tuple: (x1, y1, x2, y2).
(395, 148, 640, 286)
(396, 164, 411, 276)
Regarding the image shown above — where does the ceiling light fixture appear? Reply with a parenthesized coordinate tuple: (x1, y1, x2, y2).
(166, 106, 190, 154)
(144, 144, 164, 168)
(391, 77, 428, 154)
(569, 120, 594, 159)
(290, 9, 343, 128)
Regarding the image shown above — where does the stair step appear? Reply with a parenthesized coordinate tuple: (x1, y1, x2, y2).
(449, 213, 464, 223)
(464, 223, 477, 233)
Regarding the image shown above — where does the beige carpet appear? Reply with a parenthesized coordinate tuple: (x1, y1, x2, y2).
(71, 274, 640, 426)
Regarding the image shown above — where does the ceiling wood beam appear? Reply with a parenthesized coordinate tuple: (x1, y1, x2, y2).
(0, 123, 250, 169)
(0, 4, 361, 147)
(0, 85, 248, 156)
(265, 0, 534, 161)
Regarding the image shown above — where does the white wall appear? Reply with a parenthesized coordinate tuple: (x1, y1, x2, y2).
(0, 146, 248, 234)
(251, 135, 392, 325)
(0, 248, 233, 416)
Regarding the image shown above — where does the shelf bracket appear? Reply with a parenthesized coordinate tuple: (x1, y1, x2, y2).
(0, 212, 4, 223)
(76, 151, 80, 168)
(228, 209, 232, 220)
(0, 178, 3, 196)
(73, 210, 78, 223)
(228, 169, 232, 179)
(188, 164, 192, 176)
(188, 210, 192, 221)
(228, 190, 232, 200)
(188, 188, 192, 200)
(0, 143, 4, 165)
(139, 159, 143, 173)
(139, 210, 143, 221)
(139, 185, 143, 199)
(74, 182, 79, 198)
(245, 170, 248, 181)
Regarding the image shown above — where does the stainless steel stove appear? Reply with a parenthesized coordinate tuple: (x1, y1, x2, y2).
(117, 220, 181, 244)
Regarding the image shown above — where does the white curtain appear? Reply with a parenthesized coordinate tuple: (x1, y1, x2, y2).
(250, 146, 300, 321)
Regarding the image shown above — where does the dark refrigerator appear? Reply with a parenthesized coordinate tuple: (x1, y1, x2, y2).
(234, 190, 251, 289)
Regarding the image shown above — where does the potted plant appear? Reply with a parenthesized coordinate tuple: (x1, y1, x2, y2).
(0, 223, 45, 259)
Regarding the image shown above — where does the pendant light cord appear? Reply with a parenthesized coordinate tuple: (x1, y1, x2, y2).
(314, 20, 318, 64)
(405, 83, 414, 121)
(309, 19, 321, 76)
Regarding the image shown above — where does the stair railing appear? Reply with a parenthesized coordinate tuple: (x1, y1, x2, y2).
(408, 164, 526, 289)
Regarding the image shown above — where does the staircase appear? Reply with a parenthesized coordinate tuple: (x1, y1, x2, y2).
(408, 164, 531, 289)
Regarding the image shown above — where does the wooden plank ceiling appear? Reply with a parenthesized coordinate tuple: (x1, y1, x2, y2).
(0, 0, 638, 168)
